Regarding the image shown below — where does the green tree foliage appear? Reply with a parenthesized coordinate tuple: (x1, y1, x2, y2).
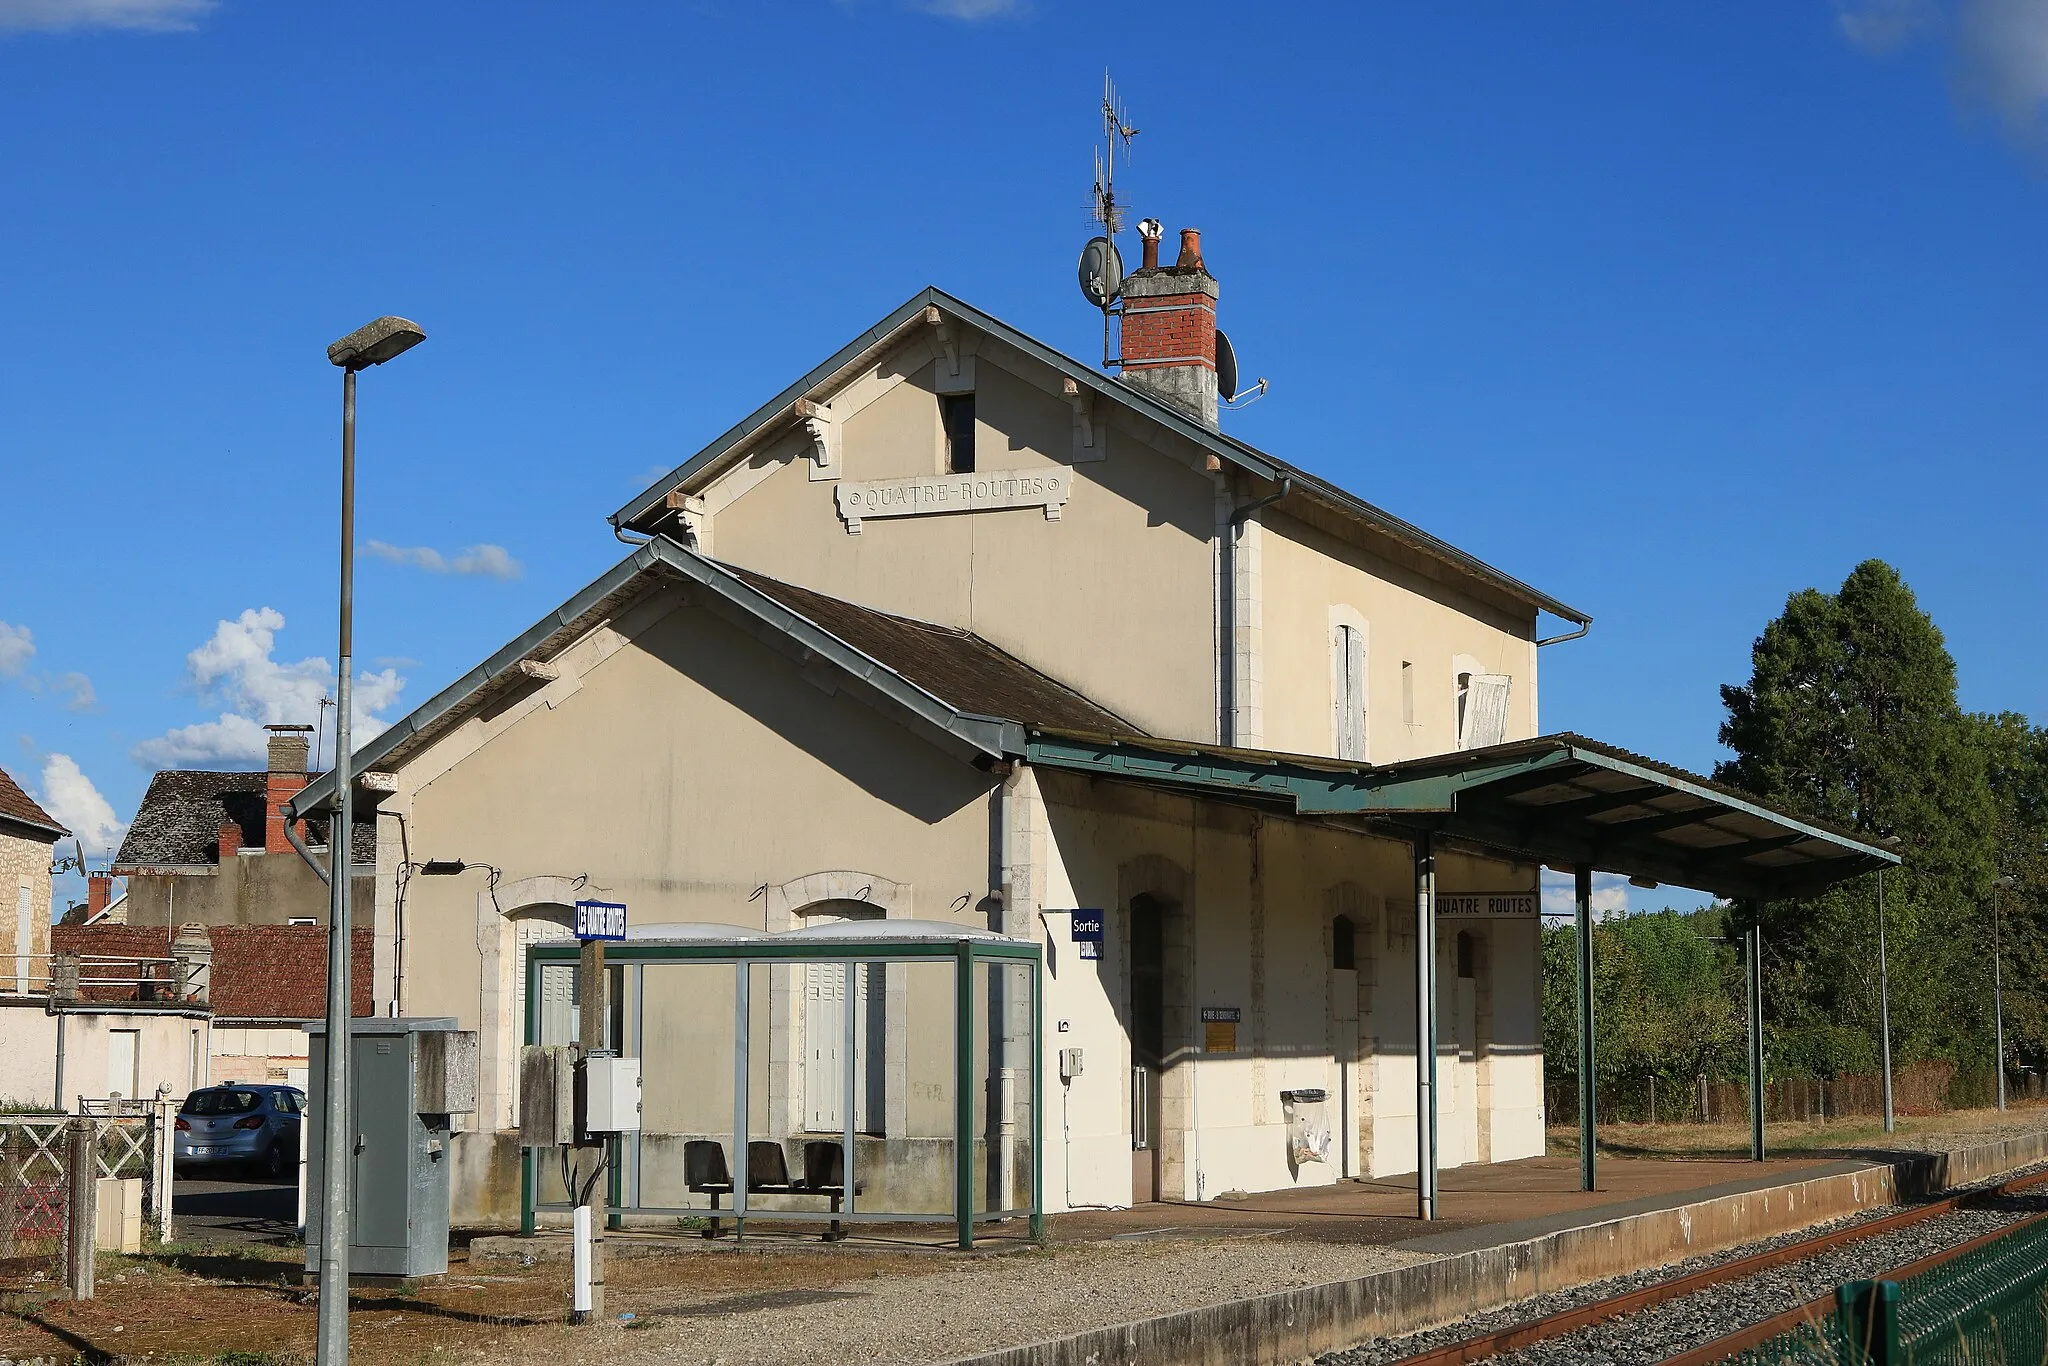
(1542, 908, 1746, 1088)
(1715, 560, 1998, 1077)
(1974, 711, 2048, 1069)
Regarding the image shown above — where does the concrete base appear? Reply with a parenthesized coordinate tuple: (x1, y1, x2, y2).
(936, 1130, 2048, 1366)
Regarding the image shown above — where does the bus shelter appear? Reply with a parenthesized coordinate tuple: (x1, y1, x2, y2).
(522, 920, 1042, 1248)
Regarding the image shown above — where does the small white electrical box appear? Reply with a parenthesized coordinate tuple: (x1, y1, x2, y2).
(1059, 1047, 1084, 1082)
(582, 1055, 643, 1133)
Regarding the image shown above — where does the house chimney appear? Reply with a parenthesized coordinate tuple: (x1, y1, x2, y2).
(87, 872, 112, 918)
(264, 723, 313, 854)
(218, 821, 242, 860)
(1118, 222, 1220, 428)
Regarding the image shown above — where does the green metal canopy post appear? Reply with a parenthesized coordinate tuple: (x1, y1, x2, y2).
(1574, 864, 1596, 1192)
(954, 938, 974, 1250)
(1747, 921, 1765, 1162)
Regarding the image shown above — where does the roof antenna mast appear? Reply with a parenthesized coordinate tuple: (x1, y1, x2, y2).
(1079, 72, 1139, 369)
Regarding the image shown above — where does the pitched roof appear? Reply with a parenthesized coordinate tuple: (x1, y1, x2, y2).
(726, 566, 1130, 733)
(0, 765, 66, 842)
(611, 287, 1591, 631)
(50, 923, 373, 1019)
(113, 769, 375, 870)
(291, 537, 1129, 815)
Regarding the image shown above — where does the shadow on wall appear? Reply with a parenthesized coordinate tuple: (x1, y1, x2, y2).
(639, 599, 1000, 827)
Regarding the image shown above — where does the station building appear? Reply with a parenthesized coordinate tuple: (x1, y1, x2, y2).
(290, 239, 1892, 1227)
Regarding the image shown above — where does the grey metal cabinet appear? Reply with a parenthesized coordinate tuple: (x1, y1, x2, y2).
(304, 1018, 477, 1279)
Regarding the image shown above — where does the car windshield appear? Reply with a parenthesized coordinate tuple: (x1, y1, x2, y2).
(183, 1089, 262, 1116)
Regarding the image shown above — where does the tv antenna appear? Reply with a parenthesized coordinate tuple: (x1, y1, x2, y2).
(1080, 73, 1140, 368)
(1090, 71, 1139, 237)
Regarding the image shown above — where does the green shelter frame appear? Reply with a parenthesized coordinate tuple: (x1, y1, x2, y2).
(521, 925, 1043, 1249)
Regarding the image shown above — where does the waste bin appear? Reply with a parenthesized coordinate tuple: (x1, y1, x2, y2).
(1280, 1088, 1330, 1166)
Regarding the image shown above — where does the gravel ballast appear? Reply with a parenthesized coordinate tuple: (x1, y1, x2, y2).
(1321, 1168, 2048, 1366)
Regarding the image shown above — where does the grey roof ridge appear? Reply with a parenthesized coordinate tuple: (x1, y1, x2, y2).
(610, 285, 1591, 628)
(287, 536, 1010, 818)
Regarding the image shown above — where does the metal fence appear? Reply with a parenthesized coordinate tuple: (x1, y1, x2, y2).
(1720, 1216, 2048, 1363)
(0, 1123, 70, 1297)
(1543, 1062, 2037, 1130)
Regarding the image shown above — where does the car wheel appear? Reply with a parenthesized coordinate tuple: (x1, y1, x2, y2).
(261, 1142, 287, 1181)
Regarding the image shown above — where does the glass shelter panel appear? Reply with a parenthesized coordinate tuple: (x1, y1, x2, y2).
(970, 958, 1037, 1216)
(632, 961, 740, 1213)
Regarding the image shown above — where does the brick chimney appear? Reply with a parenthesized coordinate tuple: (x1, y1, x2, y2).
(87, 872, 112, 918)
(218, 821, 242, 860)
(1119, 223, 1220, 428)
(264, 724, 313, 854)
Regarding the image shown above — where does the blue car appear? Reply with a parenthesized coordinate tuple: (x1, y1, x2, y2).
(175, 1083, 304, 1180)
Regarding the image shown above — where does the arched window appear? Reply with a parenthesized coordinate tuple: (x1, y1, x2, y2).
(1332, 914, 1356, 971)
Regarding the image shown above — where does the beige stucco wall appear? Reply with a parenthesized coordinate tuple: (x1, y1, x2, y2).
(704, 343, 1222, 743)
(0, 1004, 206, 1111)
(1258, 509, 1541, 762)
(1033, 769, 1542, 1209)
(124, 855, 368, 928)
(1, 830, 54, 995)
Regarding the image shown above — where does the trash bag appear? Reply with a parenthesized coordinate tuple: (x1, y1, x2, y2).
(1281, 1088, 1330, 1165)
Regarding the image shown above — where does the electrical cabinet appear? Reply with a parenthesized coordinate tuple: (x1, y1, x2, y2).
(304, 1018, 478, 1280)
(581, 1055, 642, 1133)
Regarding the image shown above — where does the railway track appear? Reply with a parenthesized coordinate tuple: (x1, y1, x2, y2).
(1319, 1164, 2048, 1366)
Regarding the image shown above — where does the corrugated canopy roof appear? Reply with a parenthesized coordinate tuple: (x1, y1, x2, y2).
(1018, 727, 1898, 901)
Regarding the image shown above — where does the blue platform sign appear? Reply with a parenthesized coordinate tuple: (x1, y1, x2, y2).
(1069, 910, 1104, 961)
(573, 899, 627, 942)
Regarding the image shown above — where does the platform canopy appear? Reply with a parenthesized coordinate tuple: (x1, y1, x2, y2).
(1014, 728, 1899, 899)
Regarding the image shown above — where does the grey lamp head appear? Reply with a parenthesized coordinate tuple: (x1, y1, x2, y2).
(328, 316, 426, 371)
(1996, 874, 2018, 890)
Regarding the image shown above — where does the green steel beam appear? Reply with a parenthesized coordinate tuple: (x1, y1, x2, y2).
(954, 938, 974, 1251)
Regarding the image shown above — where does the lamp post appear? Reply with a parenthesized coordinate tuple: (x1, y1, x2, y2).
(1877, 868, 1895, 1134)
(315, 316, 425, 1366)
(1994, 874, 2015, 1114)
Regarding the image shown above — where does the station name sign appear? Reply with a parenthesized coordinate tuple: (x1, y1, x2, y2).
(1438, 892, 1538, 917)
(835, 468, 1072, 533)
(573, 899, 628, 942)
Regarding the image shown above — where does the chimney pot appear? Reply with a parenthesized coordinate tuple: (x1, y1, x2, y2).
(1138, 218, 1163, 271)
(1176, 228, 1203, 270)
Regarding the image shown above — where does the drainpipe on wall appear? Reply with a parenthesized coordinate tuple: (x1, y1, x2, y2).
(1218, 477, 1292, 746)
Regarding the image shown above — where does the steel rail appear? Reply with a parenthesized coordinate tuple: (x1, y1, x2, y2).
(1658, 1203, 2048, 1365)
(1380, 1165, 2048, 1366)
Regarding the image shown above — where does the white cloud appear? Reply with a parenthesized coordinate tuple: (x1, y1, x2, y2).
(910, 0, 1020, 15)
(364, 540, 524, 580)
(132, 607, 406, 767)
(1839, 0, 2048, 144)
(37, 754, 125, 857)
(55, 672, 95, 711)
(1540, 869, 1632, 921)
(0, 622, 33, 678)
(0, 0, 216, 33)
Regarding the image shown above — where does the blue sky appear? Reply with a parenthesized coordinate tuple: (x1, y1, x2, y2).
(2, 1, 2044, 918)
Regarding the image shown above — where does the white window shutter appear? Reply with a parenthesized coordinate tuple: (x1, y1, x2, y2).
(1465, 674, 1512, 748)
(1331, 622, 1368, 761)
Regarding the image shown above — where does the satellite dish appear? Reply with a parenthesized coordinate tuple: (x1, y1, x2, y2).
(1078, 236, 1124, 308)
(1215, 327, 1239, 400)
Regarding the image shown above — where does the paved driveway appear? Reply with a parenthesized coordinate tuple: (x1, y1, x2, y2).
(171, 1172, 299, 1244)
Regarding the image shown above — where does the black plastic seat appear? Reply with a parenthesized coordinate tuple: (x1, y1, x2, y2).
(683, 1139, 733, 1238)
(802, 1140, 867, 1241)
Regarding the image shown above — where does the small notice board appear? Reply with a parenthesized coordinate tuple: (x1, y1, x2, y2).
(1068, 910, 1104, 961)
(1201, 1006, 1241, 1054)
(573, 899, 627, 942)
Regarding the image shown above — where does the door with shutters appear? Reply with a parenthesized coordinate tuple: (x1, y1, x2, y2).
(513, 911, 577, 1045)
(799, 903, 885, 1134)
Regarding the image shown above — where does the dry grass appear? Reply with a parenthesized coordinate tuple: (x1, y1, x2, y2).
(1549, 1098, 2048, 1160)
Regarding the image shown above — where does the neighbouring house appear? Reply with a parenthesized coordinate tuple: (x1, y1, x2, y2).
(0, 765, 66, 998)
(0, 923, 374, 1111)
(286, 244, 1893, 1228)
(113, 725, 375, 932)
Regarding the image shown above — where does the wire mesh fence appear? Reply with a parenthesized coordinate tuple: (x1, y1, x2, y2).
(1544, 1062, 2037, 1130)
(0, 1122, 71, 1299)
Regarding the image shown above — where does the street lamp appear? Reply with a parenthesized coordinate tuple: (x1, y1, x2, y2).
(1994, 874, 2016, 1114)
(315, 315, 424, 1366)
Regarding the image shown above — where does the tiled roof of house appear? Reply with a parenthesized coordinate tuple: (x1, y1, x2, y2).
(50, 923, 373, 1019)
(113, 770, 375, 870)
(0, 765, 66, 841)
(727, 566, 1133, 734)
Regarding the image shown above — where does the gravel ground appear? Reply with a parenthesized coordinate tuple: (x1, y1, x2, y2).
(1320, 1169, 2048, 1366)
(509, 1234, 1432, 1365)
